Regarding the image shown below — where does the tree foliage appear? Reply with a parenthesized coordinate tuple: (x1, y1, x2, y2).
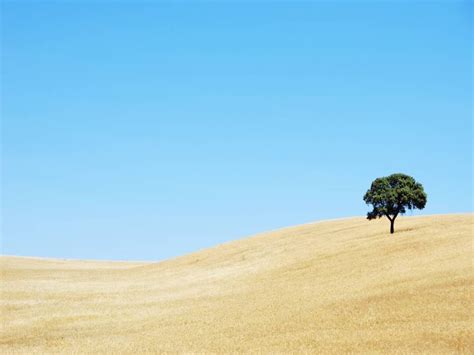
(363, 173, 427, 234)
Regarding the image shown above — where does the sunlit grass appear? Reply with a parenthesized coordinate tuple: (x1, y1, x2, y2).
(1, 214, 472, 353)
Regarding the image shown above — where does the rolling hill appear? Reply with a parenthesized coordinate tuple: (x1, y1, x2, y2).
(1, 214, 472, 353)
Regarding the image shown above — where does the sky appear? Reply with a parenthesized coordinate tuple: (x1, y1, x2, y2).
(1, 0, 472, 261)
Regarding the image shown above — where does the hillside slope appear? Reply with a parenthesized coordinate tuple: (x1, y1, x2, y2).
(1, 214, 473, 353)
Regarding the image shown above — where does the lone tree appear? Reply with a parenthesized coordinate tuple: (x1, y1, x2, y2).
(363, 173, 427, 234)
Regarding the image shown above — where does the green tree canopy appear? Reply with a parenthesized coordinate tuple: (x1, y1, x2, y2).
(363, 173, 427, 234)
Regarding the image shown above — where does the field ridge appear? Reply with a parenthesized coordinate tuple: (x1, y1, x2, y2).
(1, 214, 473, 353)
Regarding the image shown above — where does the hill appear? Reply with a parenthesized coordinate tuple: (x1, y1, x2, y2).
(1, 214, 472, 353)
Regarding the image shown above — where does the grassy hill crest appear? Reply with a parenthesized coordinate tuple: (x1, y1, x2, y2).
(1, 214, 472, 353)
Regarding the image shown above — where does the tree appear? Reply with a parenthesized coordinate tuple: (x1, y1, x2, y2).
(363, 173, 427, 234)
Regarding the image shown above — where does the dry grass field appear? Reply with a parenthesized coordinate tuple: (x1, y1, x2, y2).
(1, 214, 473, 353)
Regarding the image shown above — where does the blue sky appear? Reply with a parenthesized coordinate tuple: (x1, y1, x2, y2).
(1, 1, 472, 260)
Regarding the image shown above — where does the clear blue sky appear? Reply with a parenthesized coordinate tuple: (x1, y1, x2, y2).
(1, 1, 472, 261)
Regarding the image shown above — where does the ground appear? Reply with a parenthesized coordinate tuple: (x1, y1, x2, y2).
(1, 214, 473, 353)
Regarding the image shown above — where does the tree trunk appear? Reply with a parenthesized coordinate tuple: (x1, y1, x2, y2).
(390, 218, 395, 234)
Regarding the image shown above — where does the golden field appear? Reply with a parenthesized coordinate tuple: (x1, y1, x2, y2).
(1, 214, 473, 353)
